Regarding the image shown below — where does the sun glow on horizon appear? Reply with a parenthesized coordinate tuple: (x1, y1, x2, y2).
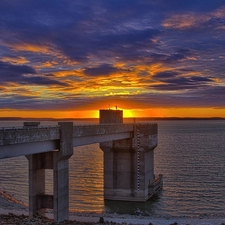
(0, 107, 225, 119)
(122, 109, 134, 118)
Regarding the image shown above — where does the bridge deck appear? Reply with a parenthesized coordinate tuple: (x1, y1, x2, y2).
(0, 123, 157, 159)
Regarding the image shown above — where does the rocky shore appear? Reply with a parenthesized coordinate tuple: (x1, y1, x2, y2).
(1, 213, 225, 225)
(0, 213, 116, 225)
(1, 190, 225, 225)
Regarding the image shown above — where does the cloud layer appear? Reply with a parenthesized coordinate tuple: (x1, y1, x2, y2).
(0, 0, 225, 114)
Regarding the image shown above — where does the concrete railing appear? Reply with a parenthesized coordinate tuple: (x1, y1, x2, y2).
(0, 125, 60, 131)
(0, 123, 157, 159)
(0, 123, 157, 146)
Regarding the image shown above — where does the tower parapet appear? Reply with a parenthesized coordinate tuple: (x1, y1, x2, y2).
(99, 109, 123, 124)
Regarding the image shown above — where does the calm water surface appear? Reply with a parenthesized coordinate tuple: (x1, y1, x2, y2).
(0, 119, 225, 218)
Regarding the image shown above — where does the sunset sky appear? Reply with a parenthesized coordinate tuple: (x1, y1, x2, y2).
(0, 0, 225, 118)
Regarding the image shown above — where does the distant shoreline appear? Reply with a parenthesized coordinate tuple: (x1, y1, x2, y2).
(0, 117, 225, 121)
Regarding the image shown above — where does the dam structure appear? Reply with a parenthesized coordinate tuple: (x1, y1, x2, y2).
(0, 110, 163, 222)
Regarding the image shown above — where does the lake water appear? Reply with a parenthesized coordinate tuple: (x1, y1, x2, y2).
(0, 119, 225, 218)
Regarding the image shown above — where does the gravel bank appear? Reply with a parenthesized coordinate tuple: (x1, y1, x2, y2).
(1, 190, 225, 225)
(1, 213, 225, 225)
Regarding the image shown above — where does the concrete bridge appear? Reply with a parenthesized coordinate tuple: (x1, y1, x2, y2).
(0, 110, 163, 222)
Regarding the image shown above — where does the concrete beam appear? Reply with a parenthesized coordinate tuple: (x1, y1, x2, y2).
(73, 124, 133, 137)
(73, 131, 132, 147)
(0, 127, 60, 145)
(0, 124, 133, 147)
(24, 122, 40, 127)
(0, 140, 59, 159)
(0, 129, 133, 158)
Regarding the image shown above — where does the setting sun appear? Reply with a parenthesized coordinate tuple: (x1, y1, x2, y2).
(122, 109, 134, 118)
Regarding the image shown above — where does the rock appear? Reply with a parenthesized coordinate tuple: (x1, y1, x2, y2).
(99, 216, 104, 223)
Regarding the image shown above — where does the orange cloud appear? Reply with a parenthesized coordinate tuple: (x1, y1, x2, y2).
(1, 56, 30, 64)
(11, 43, 52, 54)
(162, 6, 225, 30)
(8, 43, 77, 68)
(162, 13, 209, 29)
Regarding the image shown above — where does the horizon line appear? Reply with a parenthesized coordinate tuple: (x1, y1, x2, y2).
(0, 116, 225, 121)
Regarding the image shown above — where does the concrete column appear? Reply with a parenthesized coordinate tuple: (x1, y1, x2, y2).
(26, 122, 73, 222)
(26, 152, 54, 218)
(27, 154, 46, 217)
(53, 156, 69, 221)
(25, 120, 44, 218)
(101, 139, 136, 200)
(53, 122, 73, 222)
(133, 123, 158, 200)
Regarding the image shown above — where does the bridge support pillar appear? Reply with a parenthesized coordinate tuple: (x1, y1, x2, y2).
(26, 122, 73, 222)
(53, 122, 73, 222)
(53, 156, 70, 221)
(27, 152, 53, 218)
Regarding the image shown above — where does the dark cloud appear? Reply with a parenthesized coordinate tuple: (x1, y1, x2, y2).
(0, 61, 36, 83)
(20, 75, 68, 86)
(0, 94, 98, 111)
(153, 71, 214, 84)
(0, 0, 162, 63)
(100, 29, 161, 48)
(142, 50, 193, 65)
(190, 76, 214, 82)
(121, 86, 225, 108)
(199, 86, 225, 96)
(55, 28, 161, 63)
(153, 71, 179, 79)
(0, 61, 36, 76)
(84, 64, 119, 76)
(154, 0, 225, 13)
(0, 61, 66, 86)
(152, 70, 215, 91)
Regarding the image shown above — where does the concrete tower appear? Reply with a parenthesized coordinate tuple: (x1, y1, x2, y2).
(99, 109, 162, 201)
